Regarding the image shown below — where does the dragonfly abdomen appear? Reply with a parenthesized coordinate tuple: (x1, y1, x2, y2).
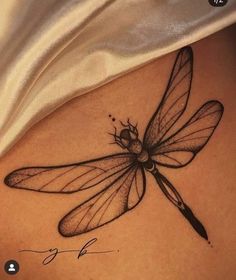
(137, 148, 156, 171)
(137, 149, 148, 162)
(143, 158, 156, 172)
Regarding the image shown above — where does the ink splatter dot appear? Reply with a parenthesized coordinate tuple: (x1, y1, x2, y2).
(208, 241, 213, 248)
(108, 114, 116, 122)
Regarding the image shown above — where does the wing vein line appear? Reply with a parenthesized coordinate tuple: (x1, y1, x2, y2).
(175, 136, 208, 144)
(167, 58, 191, 92)
(72, 164, 136, 234)
(95, 166, 138, 229)
(155, 107, 185, 145)
(77, 159, 134, 191)
(189, 109, 222, 125)
(165, 69, 191, 101)
(59, 167, 96, 192)
(159, 90, 189, 127)
(82, 164, 106, 172)
(126, 167, 140, 205)
(12, 169, 54, 186)
(134, 169, 140, 198)
(39, 166, 78, 191)
(155, 153, 182, 165)
(83, 157, 132, 173)
(97, 192, 118, 226)
(161, 125, 216, 145)
(84, 167, 136, 232)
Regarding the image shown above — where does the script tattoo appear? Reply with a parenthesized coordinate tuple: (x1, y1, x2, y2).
(4, 47, 223, 242)
(19, 238, 115, 265)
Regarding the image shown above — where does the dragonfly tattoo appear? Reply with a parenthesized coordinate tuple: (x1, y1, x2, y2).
(4, 47, 224, 241)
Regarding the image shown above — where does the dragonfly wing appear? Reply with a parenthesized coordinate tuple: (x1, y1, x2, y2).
(143, 47, 193, 149)
(151, 101, 224, 168)
(4, 153, 136, 193)
(59, 165, 146, 236)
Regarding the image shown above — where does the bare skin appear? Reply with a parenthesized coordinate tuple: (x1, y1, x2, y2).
(0, 25, 235, 280)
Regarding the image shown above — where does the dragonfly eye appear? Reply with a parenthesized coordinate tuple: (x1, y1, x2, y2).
(120, 129, 132, 147)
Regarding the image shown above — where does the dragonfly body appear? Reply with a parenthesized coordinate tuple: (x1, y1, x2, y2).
(118, 124, 188, 203)
(114, 125, 155, 171)
(4, 47, 224, 240)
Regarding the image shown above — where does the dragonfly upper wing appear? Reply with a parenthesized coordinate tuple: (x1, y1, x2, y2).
(143, 47, 193, 149)
(4, 153, 136, 193)
(59, 165, 146, 236)
(151, 101, 224, 168)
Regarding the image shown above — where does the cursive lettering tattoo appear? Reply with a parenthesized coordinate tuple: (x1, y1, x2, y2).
(19, 238, 116, 265)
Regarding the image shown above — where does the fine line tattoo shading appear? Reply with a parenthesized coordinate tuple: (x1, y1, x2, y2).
(4, 46, 224, 241)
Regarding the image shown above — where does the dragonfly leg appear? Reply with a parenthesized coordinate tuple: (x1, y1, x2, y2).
(128, 119, 138, 136)
(108, 127, 126, 149)
(120, 119, 138, 136)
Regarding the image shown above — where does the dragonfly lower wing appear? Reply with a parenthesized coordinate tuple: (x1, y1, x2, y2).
(59, 165, 146, 237)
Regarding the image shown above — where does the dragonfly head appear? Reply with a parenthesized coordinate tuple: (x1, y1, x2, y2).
(120, 129, 138, 147)
(119, 128, 142, 154)
(111, 119, 142, 154)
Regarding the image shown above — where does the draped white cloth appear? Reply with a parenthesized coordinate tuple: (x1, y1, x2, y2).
(0, 0, 235, 156)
